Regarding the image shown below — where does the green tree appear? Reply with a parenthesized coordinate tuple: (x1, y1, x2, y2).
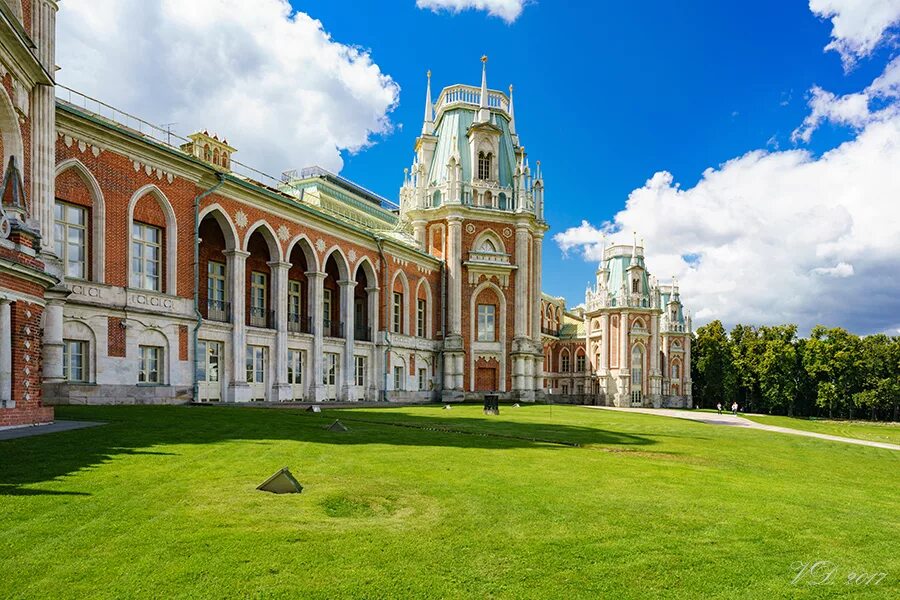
(757, 325, 800, 415)
(802, 326, 864, 418)
(692, 320, 736, 408)
(730, 324, 764, 412)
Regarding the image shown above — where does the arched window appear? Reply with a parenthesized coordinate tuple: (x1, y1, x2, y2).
(560, 349, 570, 372)
(477, 151, 491, 180)
(632, 277, 640, 293)
(672, 362, 680, 380)
(213, 148, 220, 166)
(204, 144, 211, 161)
(480, 238, 497, 253)
(498, 192, 507, 210)
(432, 189, 441, 208)
(222, 152, 229, 168)
(631, 345, 644, 387)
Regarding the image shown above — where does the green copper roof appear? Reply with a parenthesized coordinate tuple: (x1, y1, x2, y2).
(428, 108, 516, 188)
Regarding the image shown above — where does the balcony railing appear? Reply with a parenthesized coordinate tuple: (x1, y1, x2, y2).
(354, 325, 372, 342)
(287, 312, 312, 334)
(249, 307, 275, 329)
(434, 84, 509, 115)
(206, 299, 230, 323)
(541, 326, 560, 337)
(323, 319, 344, 338)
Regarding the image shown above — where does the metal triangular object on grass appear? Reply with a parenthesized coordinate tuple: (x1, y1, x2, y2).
(327, 420, 348, 432)
(306, 405, 321, 413)
(257, 467, 303, 494)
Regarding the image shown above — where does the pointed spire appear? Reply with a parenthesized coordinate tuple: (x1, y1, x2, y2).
(422, 70, 434, 135)
(535, 160, 542, 181)
(478, 55, 490, 122)
(508, 84, 517, 135)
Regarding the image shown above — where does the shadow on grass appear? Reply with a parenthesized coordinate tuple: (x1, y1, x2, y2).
(0, 404, 656, 495)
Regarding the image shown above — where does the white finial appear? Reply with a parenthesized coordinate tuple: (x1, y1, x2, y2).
(508, 84, 517, 135)
(422, 70, 434, 135)
(478, 55, 490, 122)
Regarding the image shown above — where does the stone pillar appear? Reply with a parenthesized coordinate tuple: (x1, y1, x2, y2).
(599, 313, 609, 373)
(41, 294, 65, 383)
(619, 311, 629, 406)
(442, 216, 464, 400)
(366, 286, 379, 399)
(226, 250, 250, 402)
(511, 224, 530, 394)
(412, 220, 426, 251)
(31, 0, 58, 258)
(531, 233, 544, 393)
(684, 335, 693, 401)
(306, 270, 326, 401)
(0, 298, 11, 406)
(269, 261, 291, 402)
(339, 279, 357, 401)
(446, 217, 462, 336)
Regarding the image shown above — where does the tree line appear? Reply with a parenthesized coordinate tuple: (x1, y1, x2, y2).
(691, 321, 900, 421)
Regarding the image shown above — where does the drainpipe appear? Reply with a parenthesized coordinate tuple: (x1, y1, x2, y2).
(192, 172, 227, 402)
(375, 235, 391, 402)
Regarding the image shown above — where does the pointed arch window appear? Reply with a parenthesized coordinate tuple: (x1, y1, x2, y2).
(632, 277, 640, 293)
(631, 345, 644, 387)
(477, 151, 492, 180)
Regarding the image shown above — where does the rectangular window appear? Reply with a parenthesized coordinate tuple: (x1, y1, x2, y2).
(250, 271, 267, 326)
(393, 292, 403, 334)
(477, 304, 495, 341)
(62, 339, 87, 382)
(355, 355, 367, 387)
(393, 365, 404, 390)
(139, 345, 162, 384)
(562, 383, 569, 395)
(416, 298, 426, 337)
(287, 349, 303, 385)
(55, 202, 87, 279)
(418, 368, 427, 391)
(208, 261, 226, 299)
(323, 352, 338, 385)
(246, 345, 267, 383)
(132, 222, 162, 291)
(288, 280, 302, 321)
(196, 340, 221, 383)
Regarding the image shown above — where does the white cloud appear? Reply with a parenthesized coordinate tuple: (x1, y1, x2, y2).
(791, 56, 900, 142)
(809, 0, 900, 67)
(416, 0, 526, 23)
(56, 0, 400, 176)
(554, 112, 900, 334)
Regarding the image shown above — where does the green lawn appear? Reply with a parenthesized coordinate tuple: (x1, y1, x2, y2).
(1, 404, 897, 599)
(742, 414, 900, 445)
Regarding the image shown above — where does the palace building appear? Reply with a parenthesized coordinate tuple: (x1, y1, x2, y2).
(0, 3, 690, 427)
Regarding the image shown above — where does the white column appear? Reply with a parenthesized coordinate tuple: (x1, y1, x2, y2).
(446, 217, 462, 336)
(514, 225, 529, 339)
(306, 271, 326, 401)
(340, 279, 357, 401)
(269, 261, 291, 402)
(226, 250, 249, 402)
(366, 286, 379, 399)
(42, 296, 65, 382)
(0, 299, 11, 406)
(32, 0, 58, 257)
(599, 313, 609, 373)
(531, 233, 544, 392)
(412, 220, 426, 250)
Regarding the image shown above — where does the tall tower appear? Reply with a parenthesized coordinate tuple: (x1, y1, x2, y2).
(400, 58, 547, 402)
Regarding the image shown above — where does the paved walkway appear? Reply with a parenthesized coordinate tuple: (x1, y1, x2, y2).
(589, 407, 900, 451)
(0, 420, 105, 441)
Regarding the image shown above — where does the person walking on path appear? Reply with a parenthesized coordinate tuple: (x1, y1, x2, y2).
(731, 401, 738, 416)
(717, 402, 722, 415)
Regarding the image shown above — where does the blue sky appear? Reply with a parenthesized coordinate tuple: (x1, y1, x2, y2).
(294, 0, 892, 313)
(57, 0, 900, 334)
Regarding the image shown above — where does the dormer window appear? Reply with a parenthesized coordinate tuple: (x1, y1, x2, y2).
(204, 144, 211, 161)
(477, 151, 492, 180)
(632, 278, 640, 293)
(671, 308, 677, 321)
